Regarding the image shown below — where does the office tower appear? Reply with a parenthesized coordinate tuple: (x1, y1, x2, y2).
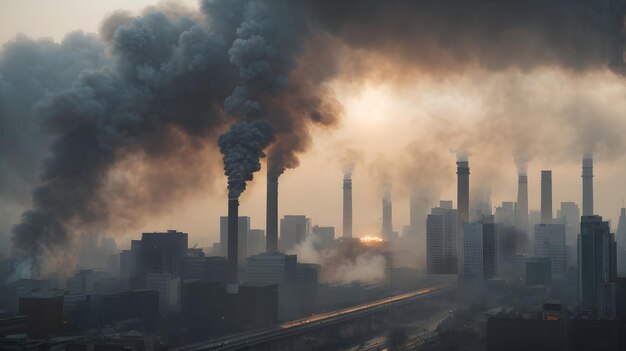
(457, 161, 470, 225)
(578, 215, 617, 317)
(146, 272, 181, 314)
(495, 202, 516, 226)
(382, 187, 393, 239)
(343, 178, 353, 238)
(410, 195, 430, 256)
(463, 217, 497, 282)
(617, 209, 626, 274)
(426, 201, 458, 274)
(496, 225, 518, 274)
(248, 229, 266, 256)
(246, 253, 298, 285)
(279, 215, 310, 252)
(139, 230, 188, 283)
(541, 170, 552, 223)
(534, 223, 567, 277)
(516, 174, 529, 234)
(582, 158, 594, 216)
(266, 174, 279, 252)
(219, 215, 250, 267)
(557, 202, 580, 246)
(312, 225, 335, 246)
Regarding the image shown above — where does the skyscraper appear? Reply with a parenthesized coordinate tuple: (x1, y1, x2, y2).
(279, 215, 310, 252)
(541, 170, 553, 224)
(557, 202, 580, 246)
(382, 187, 393, 239)
(617, 208, 626, 274)
(463, 217, 497, 282)
(578, 215, 617, 317)
(139, 230, 188, 283)
(533, 223, 567, 277)
(426, 201, 458, 274)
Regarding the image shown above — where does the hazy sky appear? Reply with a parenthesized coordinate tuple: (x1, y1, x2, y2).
(2, 1, 626, 250)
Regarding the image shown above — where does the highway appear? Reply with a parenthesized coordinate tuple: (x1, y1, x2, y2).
(175, 284, 453, 351)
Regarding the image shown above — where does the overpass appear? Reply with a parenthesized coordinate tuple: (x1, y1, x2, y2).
(176, 284, 454, 351)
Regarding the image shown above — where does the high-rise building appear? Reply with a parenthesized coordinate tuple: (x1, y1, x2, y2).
(495, 202, 516, 226)
(496, 225, 518, 275)
(409, 195, 430, 258)
(516, 174, 529, 234)
(617, 208, 626, 274)
(139, 230, 188, 283)
(279, 215, 310, 252)
(220, 216, 250, 266)
(426, 201, 458, 274)
(248, 229, 266, 256)
(533, 223, 567, 277)
(557, 202, 580, 246)
(246, 253, 297, 286)
(578, 215, 617, 317)
(146, 272, 181, 314)
(463, 217, 497, 282)
(312, 225, 335, 247)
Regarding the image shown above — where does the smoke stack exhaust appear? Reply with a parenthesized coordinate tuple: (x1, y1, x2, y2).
(541, 170, 552, 223)
(227, 198, 239, 284)
(266, 174, 278, 252)
(516, 174, 529, 233)
(582, 158, 594, 216)
(457, 161, 470, 224)
(343, 178, 353, 238)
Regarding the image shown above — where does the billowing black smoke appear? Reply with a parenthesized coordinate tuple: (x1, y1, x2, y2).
(218, 121, 274, 198)
(7, 3, 237, 273)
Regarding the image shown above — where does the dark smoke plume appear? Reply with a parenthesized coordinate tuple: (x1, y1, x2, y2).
(218, 120, 274, 198)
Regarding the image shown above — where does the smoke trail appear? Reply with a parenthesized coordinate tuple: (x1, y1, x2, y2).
(218, 120, 274, 198)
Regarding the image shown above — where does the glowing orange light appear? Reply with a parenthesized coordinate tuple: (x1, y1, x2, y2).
(359, 236, 384, 243)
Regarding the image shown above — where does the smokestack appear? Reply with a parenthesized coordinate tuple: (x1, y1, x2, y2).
(382, 189, 392, 238)
(343, 178, 353, 238)
(582, 158, 594, 216)
(541, 170, 552, 223)
(457, 161, 470, 224)
(227, 198, 239, 284)
(516, 174, 529, 233)
(266, 174, 278, 252)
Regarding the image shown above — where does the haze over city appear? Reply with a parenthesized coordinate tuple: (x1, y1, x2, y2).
(2, 1, 626, 350)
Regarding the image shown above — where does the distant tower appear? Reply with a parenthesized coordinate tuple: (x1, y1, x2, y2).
(582, 158, 594, 216)
(343, 178, 353, 238)
(515, 174, 529, 233)
(457, 161, 470, 225)
(541, 171, 552, 224)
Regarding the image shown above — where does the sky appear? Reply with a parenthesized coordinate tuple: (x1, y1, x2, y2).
(1, 0, 626, 255)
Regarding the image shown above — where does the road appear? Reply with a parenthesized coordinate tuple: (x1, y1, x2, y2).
(175, 284, 453, 351)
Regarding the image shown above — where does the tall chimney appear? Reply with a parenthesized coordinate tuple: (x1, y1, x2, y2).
(343, 178, 353, 238)
(582, 158, 594, 216)
(266, 174, 278, 252)
(382, 189, 392, 238)
(457, 161, 470, 225)
(227, 198, 239, 283)
(541, 170, 552, 223)
(516, 174, 529, 233)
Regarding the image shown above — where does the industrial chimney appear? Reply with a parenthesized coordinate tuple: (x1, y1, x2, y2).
(382, 187, 392, 239)
(541, 170, 552, 224)
(343, 178, 353, 238)
(516, 174, 529, 233)
(457, 161, 470, 225)
(266, 174, 278, 252)
(582, 158, 594, 216)
(227, 197, 239, 283)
